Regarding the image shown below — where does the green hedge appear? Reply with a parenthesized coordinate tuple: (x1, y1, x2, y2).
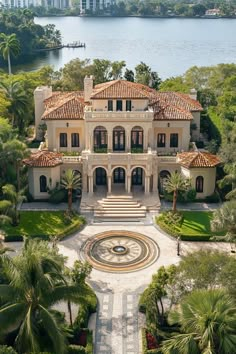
(180, 235, 211, 241)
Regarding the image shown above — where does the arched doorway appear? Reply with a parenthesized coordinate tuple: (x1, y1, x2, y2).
(113, 167, 125, 184)
(95, 167, 107, 186)
(94, 126, 107, 152)
(113, 126, 125, 151)
(159, 170, 171, 194)
(132, 167, 143, 186)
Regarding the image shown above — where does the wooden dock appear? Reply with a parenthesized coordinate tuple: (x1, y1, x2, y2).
(35, 41, 86, 52)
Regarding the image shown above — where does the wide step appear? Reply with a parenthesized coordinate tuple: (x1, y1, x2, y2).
(94, 195, 146, 221)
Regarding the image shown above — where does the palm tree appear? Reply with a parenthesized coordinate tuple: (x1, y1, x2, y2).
(211, 200, 236, 247)
(164, 172, 190, 212)
(219, 163, 236, 200)
(0, 81, 29, 131)
(2, 184, 26, 226)
(61, 169, 81, 212)
(162, 289, 236, 354)
(0, 239, 88, 354)
(2, 139, 29, 191)
(0, 33, 20, 75)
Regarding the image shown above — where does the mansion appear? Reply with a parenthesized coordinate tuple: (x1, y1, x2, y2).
(24, 77, 221, 211)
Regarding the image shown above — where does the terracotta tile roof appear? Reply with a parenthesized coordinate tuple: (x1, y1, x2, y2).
(40, 81, 202, 122)
(154, 92, 203, 112)
(91, 80, 156, 99)
(23, 151, 63, 167)
(42, 92, 85, 120)
(150, 100, 193, 121)
(177, 151, 221, 168)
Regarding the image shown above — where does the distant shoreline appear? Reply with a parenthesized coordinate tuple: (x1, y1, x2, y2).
(35, 14, 236, 19)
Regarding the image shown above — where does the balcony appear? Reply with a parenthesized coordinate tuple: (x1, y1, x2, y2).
(85, 111, 153, 121)
(83, 151, 153, 164)
(62, 155, 82, 163)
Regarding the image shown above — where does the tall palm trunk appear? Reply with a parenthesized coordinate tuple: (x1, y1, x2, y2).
(67, 300, 73, 326)
(173, 190, 177, 212)
(68, 188, 72, 211)
(7, 52, 12, 75)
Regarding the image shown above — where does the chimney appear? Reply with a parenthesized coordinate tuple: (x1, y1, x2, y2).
(84, 75, 93, 102)
(34, 86, 52, 140)
(189, 88, 197, 100)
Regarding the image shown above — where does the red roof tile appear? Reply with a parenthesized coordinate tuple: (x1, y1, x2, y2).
(91, 80, 156, 99)
(177, 151, 221, 168)
(42, 92, 85, 120)
(23, 151, 63, 167)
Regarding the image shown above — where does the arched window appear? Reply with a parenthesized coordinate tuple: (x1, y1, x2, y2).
(39, 175, 47, 193)
(131, 126, 143, 150)
(94, 126, 107, 152)
(196, 176, 204, 193)
(113, 126, 125, 151)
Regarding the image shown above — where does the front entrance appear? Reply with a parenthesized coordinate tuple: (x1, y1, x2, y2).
(132, 167, 143, 185)
(96, 168, 107, 185)
(113, 167, 125, 184)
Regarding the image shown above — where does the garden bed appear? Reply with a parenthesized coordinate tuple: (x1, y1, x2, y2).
(2, 211, 85, 241)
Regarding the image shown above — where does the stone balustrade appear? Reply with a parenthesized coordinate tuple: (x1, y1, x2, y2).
(85, 111, 153, 121)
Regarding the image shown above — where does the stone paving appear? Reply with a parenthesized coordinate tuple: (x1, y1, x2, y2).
(8, 222, 232, 354)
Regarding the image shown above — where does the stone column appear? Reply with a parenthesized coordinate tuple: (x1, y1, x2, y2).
(152, 173, 158, 192)
(88, 175, 93, 195)
(127, 176, 131, 194)
(108, 175, 112, 194)
(145, 176, 150, 194)
(144, 130, 148, 151)
(126, 130, 130, 152)
(108, 131, 112, 152)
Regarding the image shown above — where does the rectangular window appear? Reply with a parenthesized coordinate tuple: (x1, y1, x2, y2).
(170, 133, 178, 148)
(126, 100, 132, 111)
(71, 133, 80, 147)
(157, 133, 166, 148)
(108, 100, 113, 111)
(116, 100, 123, 111)
(60, 133, 67, 147)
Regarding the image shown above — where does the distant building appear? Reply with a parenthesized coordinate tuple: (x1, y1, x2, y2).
(1, 0, 70, 9)
(80, 0, 114, 14)
(205, 8, 221, 16)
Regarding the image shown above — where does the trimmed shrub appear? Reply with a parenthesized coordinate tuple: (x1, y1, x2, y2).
(186, 188, 196, 202)
(48, 189, 67, 204)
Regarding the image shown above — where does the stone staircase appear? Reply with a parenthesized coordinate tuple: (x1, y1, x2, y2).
(94, 195, 146, 221)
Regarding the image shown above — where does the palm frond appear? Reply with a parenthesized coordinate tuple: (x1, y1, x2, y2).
(38, 304, 66, 354)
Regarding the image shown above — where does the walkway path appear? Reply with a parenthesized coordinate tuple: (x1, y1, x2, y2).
(8, 223, 232, 354)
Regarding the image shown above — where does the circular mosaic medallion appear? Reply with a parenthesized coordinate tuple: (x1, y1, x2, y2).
(83, 230, 159, 273)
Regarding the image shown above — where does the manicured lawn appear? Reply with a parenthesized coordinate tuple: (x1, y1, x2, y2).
(2, 211, 85, 238)
(180, 211, 225, 237)
(156, 210, 226, 241)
